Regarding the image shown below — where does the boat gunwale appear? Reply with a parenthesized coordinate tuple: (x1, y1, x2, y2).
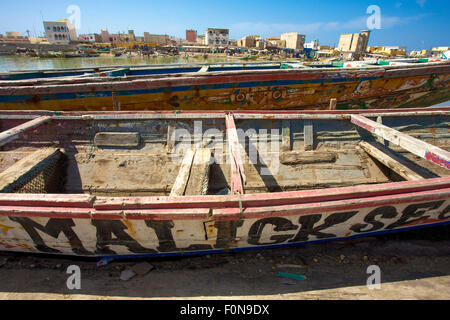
(0, 106, 449, 120)
(0, 178, 448, 221)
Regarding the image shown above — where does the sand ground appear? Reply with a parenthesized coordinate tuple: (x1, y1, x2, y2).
(0, 225, 449, 300)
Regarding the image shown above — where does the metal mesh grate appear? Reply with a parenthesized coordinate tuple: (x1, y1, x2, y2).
(3, 152, 65, 194)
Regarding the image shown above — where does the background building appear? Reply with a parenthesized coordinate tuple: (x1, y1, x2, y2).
(237, 35, 260, 48)
(78, 34, 101, 43)
(266, 36, 286, 48)
(101, 29, 110, 43)
(338, 30, 371, 59)
(205, 28, 229, 46)
(367, 46, 406, 57)
(186, 29, 197, 43)
(0, 32, 30, 43)
(196, 35, 205, 45)
(128, 30, 136, 42)
(144, 32, 169, 45)
(281, 32, 305, 50)
(304, 40, 319, 50)
(43, 20, 77, 43)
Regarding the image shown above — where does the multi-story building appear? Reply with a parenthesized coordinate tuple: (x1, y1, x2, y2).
(101, 29, 110, 43)
(0, 32, 30, 43)
(319, 45, 333, 50)
(237, 35, 260, 48)
(205, 28, 229, 46)
(338, 30, 371, 59)
(43, 20, 77, 43)
(196, 35, 205, 45)
(186, 30, 197, 43)
(128, 30, 136, 42)
(280, 32, 305, 50)
(367, 46, 406, 57)
(432, 47, 450, 56)
(78, 34, 101, 43)
(304, 40, 319, 50)
(144, 32, 169, 45)
(266, 37, 286, 48)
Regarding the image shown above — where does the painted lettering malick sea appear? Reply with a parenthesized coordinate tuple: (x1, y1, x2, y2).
(2, 197, 449, 256)
(0, 108, 449, 257)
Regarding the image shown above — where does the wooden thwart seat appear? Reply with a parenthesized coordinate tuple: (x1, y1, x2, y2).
(351, 114, 450, 170)
(359, 141, 427, 181)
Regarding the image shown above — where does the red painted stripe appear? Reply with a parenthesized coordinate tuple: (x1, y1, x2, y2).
(0, 107, 449, 118)
(212, 188, 450, 220)
(0, 186, 448, 221)
(92, 177, 450, 210)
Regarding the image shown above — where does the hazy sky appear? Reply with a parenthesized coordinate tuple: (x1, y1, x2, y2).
(0, 0, 448, 50)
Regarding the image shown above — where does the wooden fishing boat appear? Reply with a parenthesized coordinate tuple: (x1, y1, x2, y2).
(0, 107, 449, 258)
(0, 58, 449, 111)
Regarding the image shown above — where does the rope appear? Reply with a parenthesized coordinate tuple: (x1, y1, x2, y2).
(237, 191, 244, 220)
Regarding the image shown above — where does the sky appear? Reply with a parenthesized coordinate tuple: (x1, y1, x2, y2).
(0, 0, 448, 51)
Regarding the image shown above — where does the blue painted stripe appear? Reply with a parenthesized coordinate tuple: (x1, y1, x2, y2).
(91, 220, 450, 260)
(0, 76, 379, 103)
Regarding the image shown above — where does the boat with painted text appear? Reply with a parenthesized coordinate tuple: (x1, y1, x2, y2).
(0, 107, 449, 257)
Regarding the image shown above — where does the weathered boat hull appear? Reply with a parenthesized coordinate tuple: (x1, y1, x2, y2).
(0, 108, 449, 257)
(0, 181, 449, 257)
(0, 61, 449, 111)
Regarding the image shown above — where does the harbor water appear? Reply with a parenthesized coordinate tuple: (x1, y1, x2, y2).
(0, 55, 238, 72)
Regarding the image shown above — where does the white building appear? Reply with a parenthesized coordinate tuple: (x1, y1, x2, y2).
(304, 40, 319, 50)
(43, 20, 77, 43)
(78, 34, 101, 43)
(205, 28, 229, 46)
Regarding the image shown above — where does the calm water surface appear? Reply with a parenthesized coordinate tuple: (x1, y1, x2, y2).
(0, 55, 237, 72)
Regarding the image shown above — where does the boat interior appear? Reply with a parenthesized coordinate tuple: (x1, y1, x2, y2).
(0, 109, 448, 197)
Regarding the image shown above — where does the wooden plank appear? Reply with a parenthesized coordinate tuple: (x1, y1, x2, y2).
(281, 120, 291, 151)
(225, 113, 245, 195)
(280, 151, 336, 165)
(329, 98, 337, 110)
(111, 92, 121, 111)
(0, 148, 61, 193)
(170, 148, 196, 197)
(304, 120, 314, 151)
(94, 132, 140, 148)
(351, 114, 450, 170)
(0, 116, 52, 147)
(166, 121, 176, 153)
(376, 116, 384, 144)
(359, 141, 425, 181)
(184, 148, 212, 196)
